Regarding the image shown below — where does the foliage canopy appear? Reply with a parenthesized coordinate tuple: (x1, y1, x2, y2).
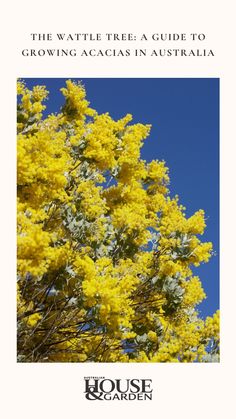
(17, 80, 219, 362)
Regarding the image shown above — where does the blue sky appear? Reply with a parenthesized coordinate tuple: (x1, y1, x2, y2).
(24, 78, 219, 319)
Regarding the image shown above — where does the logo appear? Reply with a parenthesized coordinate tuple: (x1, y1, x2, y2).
(84, 377, 153, 401)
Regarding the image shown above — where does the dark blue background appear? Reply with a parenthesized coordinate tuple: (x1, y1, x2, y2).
(24, 78, 219, 318)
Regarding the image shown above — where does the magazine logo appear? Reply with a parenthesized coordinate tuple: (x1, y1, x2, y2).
(84, 377, 153, 400)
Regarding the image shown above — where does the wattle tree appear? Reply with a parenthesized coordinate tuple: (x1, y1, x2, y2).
(17, 80, 219, 362)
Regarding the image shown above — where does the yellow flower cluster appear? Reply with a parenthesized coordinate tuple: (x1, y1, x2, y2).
(17, 204, 72, 277)
(17, 130, 70, 208)
(77, 180, 107, 220)
(74, 255, 139, 333)
(60, 79, 95, 121)
(204, 310, 220, 339)
(182, 276, 206, 306)
(17, 80, 48, 132)
(147, 330, 158, 343)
